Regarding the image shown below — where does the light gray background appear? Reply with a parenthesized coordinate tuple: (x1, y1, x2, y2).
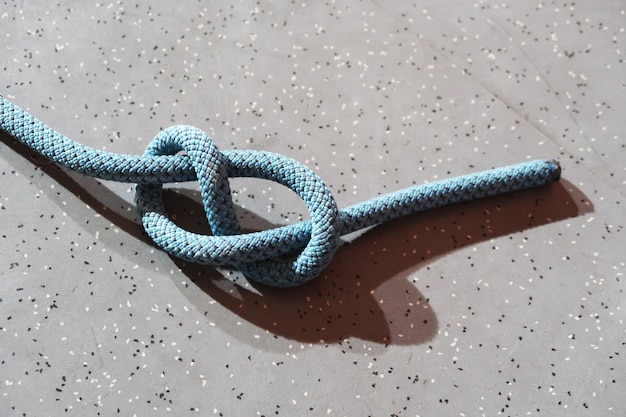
(1, 1, 624, 416)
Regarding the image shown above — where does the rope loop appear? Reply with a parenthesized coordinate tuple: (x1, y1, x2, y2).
(135, 125, 342, 287)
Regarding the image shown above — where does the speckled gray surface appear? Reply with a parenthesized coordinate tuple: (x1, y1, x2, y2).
(1, 1, 624, 416)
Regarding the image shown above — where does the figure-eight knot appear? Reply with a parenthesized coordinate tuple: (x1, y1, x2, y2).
(135, 125, 343, 287)
(0, 96, 561, 287)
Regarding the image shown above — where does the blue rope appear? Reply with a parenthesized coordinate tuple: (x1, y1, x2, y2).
(0, 96, 561, 287)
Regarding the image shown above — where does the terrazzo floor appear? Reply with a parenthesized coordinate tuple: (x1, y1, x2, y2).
(1, 1, 624, 416)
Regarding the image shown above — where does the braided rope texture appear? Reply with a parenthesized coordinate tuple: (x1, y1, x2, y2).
(0, 96, 561, 287)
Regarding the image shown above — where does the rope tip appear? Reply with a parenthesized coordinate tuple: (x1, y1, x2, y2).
(544, 159, 562, 182)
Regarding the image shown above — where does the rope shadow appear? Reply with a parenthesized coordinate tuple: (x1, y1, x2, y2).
(2, 130, 593, 346)
(164, 180, 592, 346)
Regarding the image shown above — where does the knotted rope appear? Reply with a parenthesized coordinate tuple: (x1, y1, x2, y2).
(0, 96, 561, 287)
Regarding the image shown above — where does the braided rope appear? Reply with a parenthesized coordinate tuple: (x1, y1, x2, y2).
(0, 96, 561, 287)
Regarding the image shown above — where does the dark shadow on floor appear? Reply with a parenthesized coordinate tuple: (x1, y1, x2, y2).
(2, 130, 593, 345)
(164, 177, 592, 346)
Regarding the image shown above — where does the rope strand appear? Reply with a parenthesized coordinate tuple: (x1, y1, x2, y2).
(0, 96, 561, 287)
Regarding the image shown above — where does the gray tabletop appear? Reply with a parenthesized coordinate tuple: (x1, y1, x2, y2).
(1, 1, 624, 416)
